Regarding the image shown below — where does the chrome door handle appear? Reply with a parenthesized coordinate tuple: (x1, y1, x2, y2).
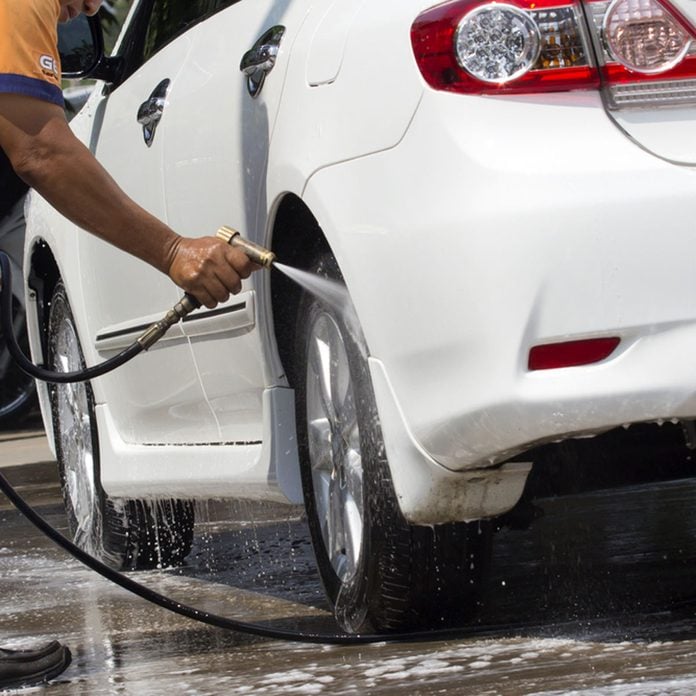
(240, 26, 285, 98)
(137, 97, 164, 126)
(137, 79, 170, 147)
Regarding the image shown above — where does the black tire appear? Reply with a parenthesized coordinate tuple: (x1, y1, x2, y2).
(0, 294, 37, 427)
(294, 254, 492, 633)
(48, 281, 194, 570)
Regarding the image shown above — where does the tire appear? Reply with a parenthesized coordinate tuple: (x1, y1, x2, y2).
(0, 294, 37, 427)
(48, 281, 194, 570)
(294, 254, 492, 633)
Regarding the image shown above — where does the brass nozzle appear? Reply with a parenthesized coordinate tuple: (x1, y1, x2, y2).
(217, 226, 276, 268)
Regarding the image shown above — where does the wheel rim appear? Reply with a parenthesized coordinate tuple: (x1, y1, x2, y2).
(53, 318, 101, 554)
(306, 311, 364, 582)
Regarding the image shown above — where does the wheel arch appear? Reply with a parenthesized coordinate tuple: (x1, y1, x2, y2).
(264, 194, 333, 504)
(25, 239, 61, 448)
(269, 193, 331, 390)
(26, 239, 61, 357)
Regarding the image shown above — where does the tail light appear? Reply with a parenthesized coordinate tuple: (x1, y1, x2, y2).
(585, 0, 696, 107)
(411, 0, 599, 93)
(411, 0, 696, 106)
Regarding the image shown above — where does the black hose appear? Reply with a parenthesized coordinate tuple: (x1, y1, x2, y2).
(0, 252, 143, 383)
(0, 467, 480, 645)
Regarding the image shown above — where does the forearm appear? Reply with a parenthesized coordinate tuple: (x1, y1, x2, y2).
(13, 120, 181, 275)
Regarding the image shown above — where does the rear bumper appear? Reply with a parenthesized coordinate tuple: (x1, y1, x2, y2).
(304, 88, 696, 481)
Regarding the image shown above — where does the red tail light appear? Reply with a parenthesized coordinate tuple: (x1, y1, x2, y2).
(411, 0, 696, 104)
(411, 0, 600, 94)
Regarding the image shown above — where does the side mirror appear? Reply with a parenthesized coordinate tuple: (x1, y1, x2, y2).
(58, 15, 122, 83)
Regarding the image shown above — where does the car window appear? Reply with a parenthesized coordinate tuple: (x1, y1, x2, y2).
(143, 0, 240, 62)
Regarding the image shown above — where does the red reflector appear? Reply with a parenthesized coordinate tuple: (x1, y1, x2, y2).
(528, 337, 621, 370)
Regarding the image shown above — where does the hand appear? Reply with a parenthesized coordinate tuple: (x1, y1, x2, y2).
(166, 236, 260, 308)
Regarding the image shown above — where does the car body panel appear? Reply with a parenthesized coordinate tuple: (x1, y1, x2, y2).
(302, 86, 696, 474)
(305, 0, 367, 86)
(606, 107, 696, 165)
(23, 0, 696, 524)
(268, 0, 424, 198)
(95, 386, 302, 502)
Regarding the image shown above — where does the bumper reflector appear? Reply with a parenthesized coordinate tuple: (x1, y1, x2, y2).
(528, 337, 621, 370)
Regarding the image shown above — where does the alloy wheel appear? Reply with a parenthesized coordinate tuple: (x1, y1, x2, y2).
(305, 311, 364, 582)
(52, 319, 101, 555)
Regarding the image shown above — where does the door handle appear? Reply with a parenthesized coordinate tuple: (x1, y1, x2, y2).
(240, 26, 285, 98)
(137, 79, 170, 147)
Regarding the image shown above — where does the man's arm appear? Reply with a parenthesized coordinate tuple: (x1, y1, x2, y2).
(0, 92, 256, 308)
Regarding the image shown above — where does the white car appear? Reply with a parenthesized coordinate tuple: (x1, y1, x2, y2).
(25, 0, 696, 632)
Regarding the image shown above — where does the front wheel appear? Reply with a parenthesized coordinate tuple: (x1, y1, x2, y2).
(48, 281, 194, 570)
(294, 254, 492, 633)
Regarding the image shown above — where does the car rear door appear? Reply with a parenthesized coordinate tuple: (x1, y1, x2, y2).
(155, 0, 305, 442)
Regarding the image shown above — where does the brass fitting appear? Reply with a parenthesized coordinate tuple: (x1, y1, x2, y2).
(217, 226, 276, 269)
(136, 294, 199, 350)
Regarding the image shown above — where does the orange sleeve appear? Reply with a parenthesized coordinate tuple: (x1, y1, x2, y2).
(0, 0, 63, 106)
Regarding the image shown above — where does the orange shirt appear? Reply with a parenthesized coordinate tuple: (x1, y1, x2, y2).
(0, 0, 63, 106)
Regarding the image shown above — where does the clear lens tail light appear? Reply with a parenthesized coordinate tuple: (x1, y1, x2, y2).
(585, 0, 696, 107)
(603, 0, 690, 73)
(411, 0, 696, 107)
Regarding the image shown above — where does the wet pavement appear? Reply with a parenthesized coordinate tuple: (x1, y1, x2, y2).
(4, 425, 696, 693)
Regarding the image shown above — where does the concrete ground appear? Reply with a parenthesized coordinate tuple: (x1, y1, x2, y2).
(4, 422, 696, 694)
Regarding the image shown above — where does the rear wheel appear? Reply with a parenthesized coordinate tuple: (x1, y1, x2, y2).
(294, 254, 492, 632)
(48, 281, 194, 570)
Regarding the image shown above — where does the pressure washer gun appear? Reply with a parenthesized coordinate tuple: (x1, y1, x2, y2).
(136, 227, 276, 350)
